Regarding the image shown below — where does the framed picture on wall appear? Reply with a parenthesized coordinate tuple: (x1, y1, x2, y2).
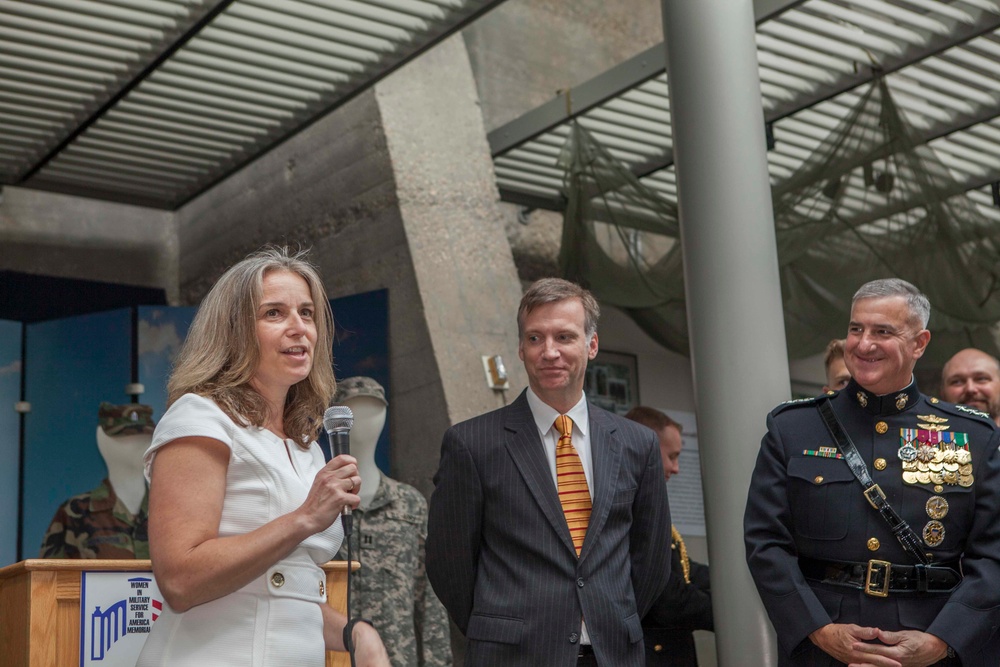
(585, 350, 639, 415)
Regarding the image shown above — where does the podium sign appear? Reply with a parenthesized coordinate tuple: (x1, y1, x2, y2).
(0, 559, 354, 667)
(80, 571, 163, 666)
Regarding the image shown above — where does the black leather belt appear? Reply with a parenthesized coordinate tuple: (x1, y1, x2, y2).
(800, 557, 961, 597)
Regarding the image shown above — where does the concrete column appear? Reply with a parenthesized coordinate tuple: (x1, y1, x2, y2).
(662, 2, 787, 665)
(374, 33, 528, 490)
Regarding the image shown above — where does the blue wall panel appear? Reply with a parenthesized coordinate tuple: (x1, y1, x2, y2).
(0, 319, 22, 566)
(22, 309, 131, 560)
(137, 306, 196, 424)
(329, 289, 390, 474)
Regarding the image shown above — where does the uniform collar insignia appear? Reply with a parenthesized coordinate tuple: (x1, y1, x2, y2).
(847, 378, 919, 416)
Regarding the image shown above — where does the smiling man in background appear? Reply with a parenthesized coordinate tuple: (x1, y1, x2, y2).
(940, 348, 1000, 427)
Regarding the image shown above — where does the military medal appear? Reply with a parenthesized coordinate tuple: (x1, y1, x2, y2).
(925, 496, 949, 519)
(900, 424, 974, 487)
(923, 520, 945, 547)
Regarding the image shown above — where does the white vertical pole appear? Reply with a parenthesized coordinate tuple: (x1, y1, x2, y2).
(661, 1, 788, 664)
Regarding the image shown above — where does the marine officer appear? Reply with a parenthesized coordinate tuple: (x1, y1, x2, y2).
(745, 278, 1000, 667)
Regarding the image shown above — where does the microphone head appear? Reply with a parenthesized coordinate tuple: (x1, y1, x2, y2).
(323, 405, 354, 433)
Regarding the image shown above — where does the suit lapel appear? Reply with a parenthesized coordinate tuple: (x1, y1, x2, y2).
(580, 404, 621, 562)
(503, 392, 577, 556)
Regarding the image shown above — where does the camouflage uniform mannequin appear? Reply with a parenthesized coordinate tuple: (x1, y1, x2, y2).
(333, 377, 452, 667)
(40, 403, 154, 558)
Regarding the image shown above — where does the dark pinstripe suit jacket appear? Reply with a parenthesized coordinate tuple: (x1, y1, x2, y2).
(426, 391, 672, 667)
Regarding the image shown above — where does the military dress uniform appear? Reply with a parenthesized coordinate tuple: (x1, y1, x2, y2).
(745, 379, 1000, 667)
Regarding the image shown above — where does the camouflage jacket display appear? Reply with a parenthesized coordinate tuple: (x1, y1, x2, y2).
(39, 478, 149, 559)
(336, 473, 452, 667)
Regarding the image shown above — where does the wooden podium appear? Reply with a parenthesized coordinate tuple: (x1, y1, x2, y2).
(0, 559, 356, 667)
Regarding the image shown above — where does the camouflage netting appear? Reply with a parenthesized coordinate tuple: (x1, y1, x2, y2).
(558, 76, 1000, 364)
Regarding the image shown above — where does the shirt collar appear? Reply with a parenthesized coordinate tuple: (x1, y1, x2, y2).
(526, 388, 589, 437)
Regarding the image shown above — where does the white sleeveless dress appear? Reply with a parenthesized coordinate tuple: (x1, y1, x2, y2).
(136, 394, 344, 667)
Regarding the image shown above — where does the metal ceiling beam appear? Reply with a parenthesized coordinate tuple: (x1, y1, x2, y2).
(486, 0, 808, 158)
(628, 8, 1000, 181)
(13, 0, 238, 185)
(173, 0, 511, 209)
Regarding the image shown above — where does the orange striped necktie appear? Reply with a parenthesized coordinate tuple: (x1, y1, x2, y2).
(554, 415, 591, 556)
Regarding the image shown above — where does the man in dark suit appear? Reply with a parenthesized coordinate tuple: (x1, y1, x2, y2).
(745, 278, 1000, 666)
(426, 278, 672, 667)
(625, 406, 713, 667)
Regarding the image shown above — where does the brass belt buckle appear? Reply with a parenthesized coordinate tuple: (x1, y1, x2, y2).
(865, 559, 891, 598)
(864, 484, 886, 509)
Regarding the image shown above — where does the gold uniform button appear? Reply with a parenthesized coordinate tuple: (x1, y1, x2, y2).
(867, 537, 880, 551)
(814, 476, 824, 484)
(270, 572, 285, 588)
(930, 397, 940, 404)
(654, 645, 663, 652)
(934, 484, 944, 493)
(826, 390, 835, 396)
(874, 458, 887, 471)
(319, 580, 325, 596)
(875, 421, 888, 434)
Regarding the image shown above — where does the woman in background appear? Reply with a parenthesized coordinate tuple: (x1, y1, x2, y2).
(137, 247, 388, 666)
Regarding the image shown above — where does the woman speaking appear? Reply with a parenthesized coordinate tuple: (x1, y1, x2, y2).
(137, 247, 388, 666)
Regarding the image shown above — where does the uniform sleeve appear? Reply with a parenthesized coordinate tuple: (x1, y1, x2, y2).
(643, 553, 713, 632)
(926, 428, 1000, 660)
(425, 425, 483, 634)
(629, 431, 673, 617)
(744, 413, 833, 658)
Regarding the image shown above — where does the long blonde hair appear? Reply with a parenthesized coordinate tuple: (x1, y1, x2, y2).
(168, 246, 336, 447)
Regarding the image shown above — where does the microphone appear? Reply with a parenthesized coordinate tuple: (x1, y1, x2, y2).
(323, 406, 354, 523)
(324, 405, 353, 457)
